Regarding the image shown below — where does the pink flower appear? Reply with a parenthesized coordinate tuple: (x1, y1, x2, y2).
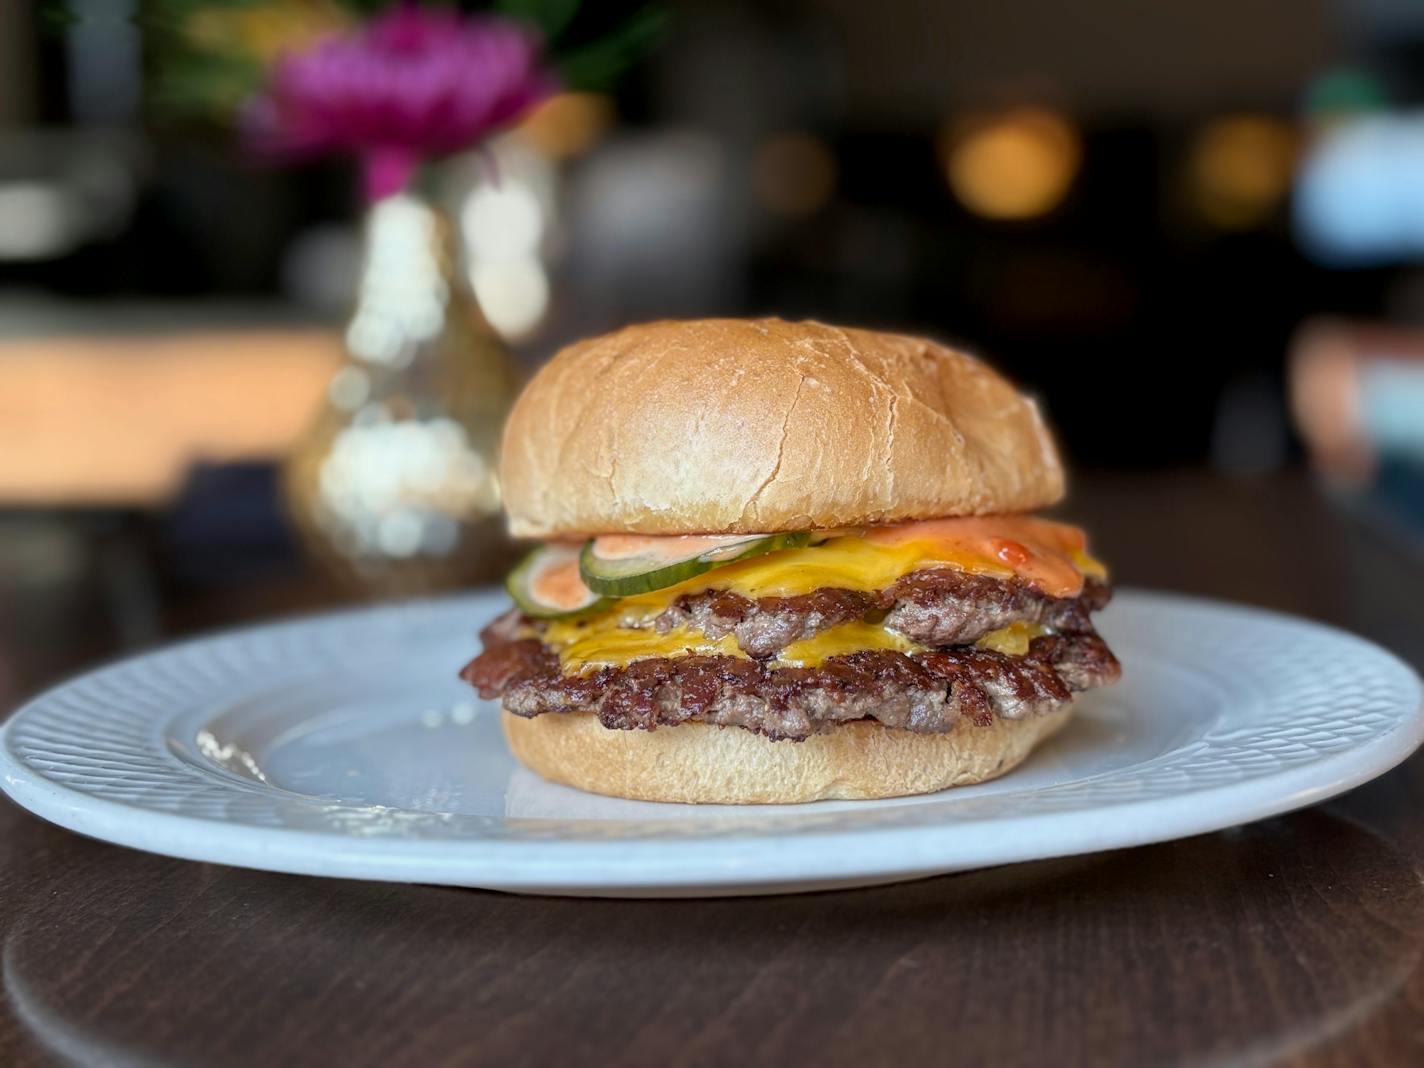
(245, 5, 557, 200)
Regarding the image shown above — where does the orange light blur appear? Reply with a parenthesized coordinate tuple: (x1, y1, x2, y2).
(1190, 115, 1298, 229)
(940, 107, 1081, 220)
(516, 92, 616, 159)
(0, 331, 341, 505)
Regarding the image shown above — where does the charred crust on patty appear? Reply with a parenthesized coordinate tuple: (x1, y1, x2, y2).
(462, 570, 1121, 742)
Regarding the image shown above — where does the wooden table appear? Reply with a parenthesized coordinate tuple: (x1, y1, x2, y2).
(0, 325, 339, 506)
(1, 472, 1421, 1067)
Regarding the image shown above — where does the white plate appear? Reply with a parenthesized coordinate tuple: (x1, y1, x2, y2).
(1, 590, 1420, 897)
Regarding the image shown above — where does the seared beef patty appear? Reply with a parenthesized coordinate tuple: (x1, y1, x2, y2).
(649, 571, 1111, 658)
(463, 630, 1120, 741)
(465, 568, 1118, 740)
(491, 569, 1111, 660)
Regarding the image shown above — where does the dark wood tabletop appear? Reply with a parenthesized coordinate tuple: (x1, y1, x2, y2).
(1, 471, 1422, 1068)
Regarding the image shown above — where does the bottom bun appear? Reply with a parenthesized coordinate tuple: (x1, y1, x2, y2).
(501, 707, 1072, 804)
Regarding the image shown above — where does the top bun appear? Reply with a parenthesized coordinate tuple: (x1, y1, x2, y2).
(500, 318, 1064, 538)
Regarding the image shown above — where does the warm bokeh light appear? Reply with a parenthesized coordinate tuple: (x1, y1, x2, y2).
(470, 258, 550, 340)
(461, 182, 544, 261)
(460, 167, 551, 341)
(940, 107, 1081, 220)
(753, 132, 838, 217)
(316, 416, 499, 559)
(346, 195, 450, 366)
(516, 92, 616, 159)
(1190, 114, 1298, 230)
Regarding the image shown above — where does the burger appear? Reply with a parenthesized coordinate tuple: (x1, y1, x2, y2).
(461, 318, 1120, 804)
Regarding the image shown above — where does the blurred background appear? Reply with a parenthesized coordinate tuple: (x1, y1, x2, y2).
(2, 0, 1423, 701)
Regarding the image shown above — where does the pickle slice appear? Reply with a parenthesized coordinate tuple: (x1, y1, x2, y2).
(507, 544, 607, 618)
(579, 532, 811, 597)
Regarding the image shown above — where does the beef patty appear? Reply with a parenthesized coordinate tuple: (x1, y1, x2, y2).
(465, 568, 1118, 740)
(654, 570, 1111, 658)
(463, 630, 1120, 741)
(495, 569, 1111, 661)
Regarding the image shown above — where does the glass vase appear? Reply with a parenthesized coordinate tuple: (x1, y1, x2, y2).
(284, 192, 522, 597)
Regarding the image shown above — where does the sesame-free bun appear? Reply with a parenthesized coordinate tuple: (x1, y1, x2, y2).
(501, 707, 1071, 804)
(500, 318, 1064, 538)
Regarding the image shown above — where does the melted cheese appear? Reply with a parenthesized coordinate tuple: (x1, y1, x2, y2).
(860, 516, 1092, 596)
(544, 614, 920, 674)
(546, 621, 743, 674)
(544, 617, 1056, 673)
(536, 516, 1102, 672)
(778, 622, 920, 667)
(602, 516, 1094, 623)
(1072, 549, 1108, 581)
(974, 621, 1049, 656)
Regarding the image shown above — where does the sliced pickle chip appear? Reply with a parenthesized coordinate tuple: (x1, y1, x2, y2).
(579, 532, 812, 597)
(507, 544, 607, 618)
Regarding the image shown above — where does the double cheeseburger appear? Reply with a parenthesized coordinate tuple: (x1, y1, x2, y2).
(462, 318, 1120, 804)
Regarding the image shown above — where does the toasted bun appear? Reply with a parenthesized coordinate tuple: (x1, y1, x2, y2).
(501, 708, 1071, 804)
(501, 318, 1063, 537)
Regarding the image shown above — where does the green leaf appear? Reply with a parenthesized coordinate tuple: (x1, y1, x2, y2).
(556, 5, 665, 90)
(494, 0, 582, 41)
